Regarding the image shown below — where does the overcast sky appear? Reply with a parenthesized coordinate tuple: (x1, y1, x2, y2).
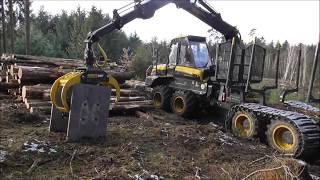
(31, 0, 319, 45)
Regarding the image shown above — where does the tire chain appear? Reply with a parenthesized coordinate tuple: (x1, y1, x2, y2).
(226, 103, 320, 157)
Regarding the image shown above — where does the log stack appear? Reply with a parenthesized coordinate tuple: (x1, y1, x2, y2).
(0, 54, 152, 114)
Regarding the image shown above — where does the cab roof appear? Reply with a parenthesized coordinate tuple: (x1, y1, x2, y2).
(170, 35, 206, 45)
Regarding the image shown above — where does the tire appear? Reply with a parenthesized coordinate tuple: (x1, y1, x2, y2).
(171, 91, 196, 117)
(231, 111, 258, 139)
(152, 85, 172, 110)
(266, 119, 300, 155)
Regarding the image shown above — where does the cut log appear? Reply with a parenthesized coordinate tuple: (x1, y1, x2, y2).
(9, 79, 19, 84)
(110, 96, 145, 102)
(10, 64, 19, 76)
(30, 106, 51, 114)
(7, 88, 19, 96)
(25, 100, 51, 109)
(0, 93, 11, 100)
(111, 89, 141, 97)
(22, 84, 51, 102)
(114, 100, 152, 105)
(111, 104, 154, 111)
(0, 71, 6, 76)
(5, 75, 10, 83)
(136, 111, 153, 120)
(17, 66, 68, 84)
(0, 82, 20, 92)
(0, 76, 5, 82)
(109, 71, 134, 84)
(13, 54, 84, 68)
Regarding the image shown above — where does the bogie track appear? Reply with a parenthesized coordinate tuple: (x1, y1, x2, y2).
(227, 103, 320, 158)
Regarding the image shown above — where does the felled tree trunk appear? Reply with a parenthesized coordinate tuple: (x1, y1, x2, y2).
(17, 66, 68, 84)
(22, 84, 51, 102)
(109, 71, 134, 84)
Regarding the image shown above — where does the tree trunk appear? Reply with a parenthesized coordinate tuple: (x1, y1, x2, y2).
(8, 0, 14, 53)
(24, 0, 31, 55)
(1, 0, 6, 53)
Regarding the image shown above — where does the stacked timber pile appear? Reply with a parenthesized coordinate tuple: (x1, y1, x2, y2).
(0, 54, 152, 114)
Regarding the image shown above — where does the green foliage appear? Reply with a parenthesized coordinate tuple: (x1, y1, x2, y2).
(132, 45, 152, 79)
(15, 26, 55, 56)
(10, 5, 136, 60)
(66, 7, 88, 59)
(128, 32, 142, 53)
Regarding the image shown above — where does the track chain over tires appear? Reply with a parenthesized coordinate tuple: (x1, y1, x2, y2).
(230, 111, 259, 139)
(152, 85, 172, 110)
(171, 90, 197, 117)
(226, 103, 320, 158)
(285, 101, 320, 114)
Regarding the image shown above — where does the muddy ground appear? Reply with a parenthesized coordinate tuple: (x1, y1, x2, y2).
(0, 94, 319, 179)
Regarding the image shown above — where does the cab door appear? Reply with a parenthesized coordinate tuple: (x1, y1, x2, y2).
(166, 42, 179, 76)
(174, 42, 204, 81)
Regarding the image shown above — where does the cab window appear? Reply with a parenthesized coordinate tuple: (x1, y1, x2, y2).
(190, 42, 211, 68)
(169, 43, 178, 65)
(179, 45, 193, 67)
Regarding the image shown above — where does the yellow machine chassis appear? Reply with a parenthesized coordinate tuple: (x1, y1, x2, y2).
(152, 65, 204, 81)
(50, 71, 120, 113)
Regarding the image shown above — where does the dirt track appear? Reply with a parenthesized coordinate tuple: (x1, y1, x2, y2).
(0, 95, 319, 179)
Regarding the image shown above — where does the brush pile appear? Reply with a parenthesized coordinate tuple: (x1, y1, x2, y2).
(0, 54, 152, 114)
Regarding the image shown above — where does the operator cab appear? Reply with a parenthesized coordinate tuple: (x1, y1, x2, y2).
(169, 36, 212, 69)
(151, 35, 214, 81)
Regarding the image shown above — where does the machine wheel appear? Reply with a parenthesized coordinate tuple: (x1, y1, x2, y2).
(266, 119, 300, 155)
(231, 111, 258, 138)
(152, 85, 172, 110)
(171, 91, 196, 117)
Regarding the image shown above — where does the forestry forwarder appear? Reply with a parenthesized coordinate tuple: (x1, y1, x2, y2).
(48, 0, 319, 157)
(141, 2, 320, 157)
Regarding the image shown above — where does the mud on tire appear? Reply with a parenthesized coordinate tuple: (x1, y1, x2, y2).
(266, 119, 301, 156)
(152, 85, 172, 110)
(171, 90, 197, 117)
(231, 111, 259, 139)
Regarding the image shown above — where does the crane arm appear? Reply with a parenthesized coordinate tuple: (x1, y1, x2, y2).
(84, 0, 239, 67)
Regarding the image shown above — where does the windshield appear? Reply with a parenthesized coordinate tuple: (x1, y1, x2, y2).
(190, 41, 211, 68)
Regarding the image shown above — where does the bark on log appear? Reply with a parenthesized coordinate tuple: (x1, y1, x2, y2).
(0, 82, 20, 92)
(25, 100, 51, 109)
(7, 88, 19, 96)
(111, 89, 141, 97)
(17, 66, 68, 84)
(30, 106, 51, 114)
(10, 64, 19, 76)
(13, 54, 83, 68)
(109, 71, 134, 84)
(111, 104, 153, 111)
(136, 111, 153, 120)
(110, 96, 145, 102)
(114, 100, 152, 105)
(22, 84, 51, 101)
(0, 94, 11, 100)
(9, 79, 19, 84)
(1, 55, 83, 69)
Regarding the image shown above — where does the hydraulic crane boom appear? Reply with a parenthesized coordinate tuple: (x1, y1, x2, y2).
(84, 0, 239, 67)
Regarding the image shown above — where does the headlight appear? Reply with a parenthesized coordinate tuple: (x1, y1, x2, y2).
(200, 83, 207, 90)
